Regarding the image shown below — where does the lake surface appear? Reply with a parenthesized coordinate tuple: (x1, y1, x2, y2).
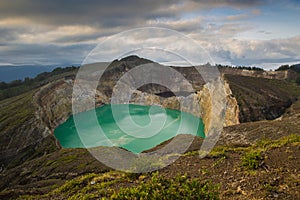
(54, 104, 205, 153)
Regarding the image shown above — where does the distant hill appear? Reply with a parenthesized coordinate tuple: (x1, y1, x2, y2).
(0, 66, 78, 100)
(290, 63, 300, 73)
(0, 65, 57, 82)
(0, 64, 80, 82)
(275, 63, 300, 73)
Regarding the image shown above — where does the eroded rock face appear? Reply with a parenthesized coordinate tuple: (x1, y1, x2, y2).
(35, 79, 110, 131)
(34, 80, 73, 131)
(85, 78, 239, 135)
(195, 78, 240, 134)
(36, 74, 240, 138)
(223, 80, 240, 126)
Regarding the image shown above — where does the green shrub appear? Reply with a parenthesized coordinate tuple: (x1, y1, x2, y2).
(242, 150, 263, 170)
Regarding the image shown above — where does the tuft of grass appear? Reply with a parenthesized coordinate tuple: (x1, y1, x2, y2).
(128, 155, 166, 173)
(211, 156, 226, 168)
(241, 150, 263, 170)
(208, 146, 228, 158)
(256, 134, 300, 150)
(184, 147, 230, 158)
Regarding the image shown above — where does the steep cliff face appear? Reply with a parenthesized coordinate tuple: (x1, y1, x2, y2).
(195, 78, 240, 134)
(113, 77, 240, 134)
(223, 80, 240, 126)
(35, 79, 110, 130)
(34, 80, 73, 131)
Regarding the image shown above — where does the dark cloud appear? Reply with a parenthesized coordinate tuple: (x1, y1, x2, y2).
(191, 0, 263, 7)
(53, 33, 102, 44)
(0, 0, 263, 27)
(0, 0, 177, 26)
(0, 28, 20, 42)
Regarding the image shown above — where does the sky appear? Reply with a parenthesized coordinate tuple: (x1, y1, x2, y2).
(0, 0, 300, 70)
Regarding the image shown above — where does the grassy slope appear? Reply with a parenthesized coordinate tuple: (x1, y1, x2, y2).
(0, 90, 58, 169)
(0, 68, 81, 170)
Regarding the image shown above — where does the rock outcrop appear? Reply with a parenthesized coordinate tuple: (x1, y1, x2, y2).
(34, 79, 73, 131)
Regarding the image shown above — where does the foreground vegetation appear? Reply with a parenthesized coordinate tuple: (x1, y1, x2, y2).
(19, 172, 219, 200)
(9, 134, 299, 200)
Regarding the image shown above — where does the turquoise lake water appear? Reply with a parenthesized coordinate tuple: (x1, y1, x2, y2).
(54, 104, 205, 153)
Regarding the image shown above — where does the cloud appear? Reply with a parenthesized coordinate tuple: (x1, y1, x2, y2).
(208, 36, 300, 67)
(147, 17, 203, 33)
(225, 14, 249, 21)
(0, 0, 263, 26)
(188, 22, 252, 41)
(257, 30, 272, 35)
(0, 1, 178, 26)
(251, 9, 262, 15)
(0, 0, 299, 69)
(18, 25, 100, 44)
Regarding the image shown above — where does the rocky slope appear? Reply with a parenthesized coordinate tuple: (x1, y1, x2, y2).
(225, 74, 300, 122)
